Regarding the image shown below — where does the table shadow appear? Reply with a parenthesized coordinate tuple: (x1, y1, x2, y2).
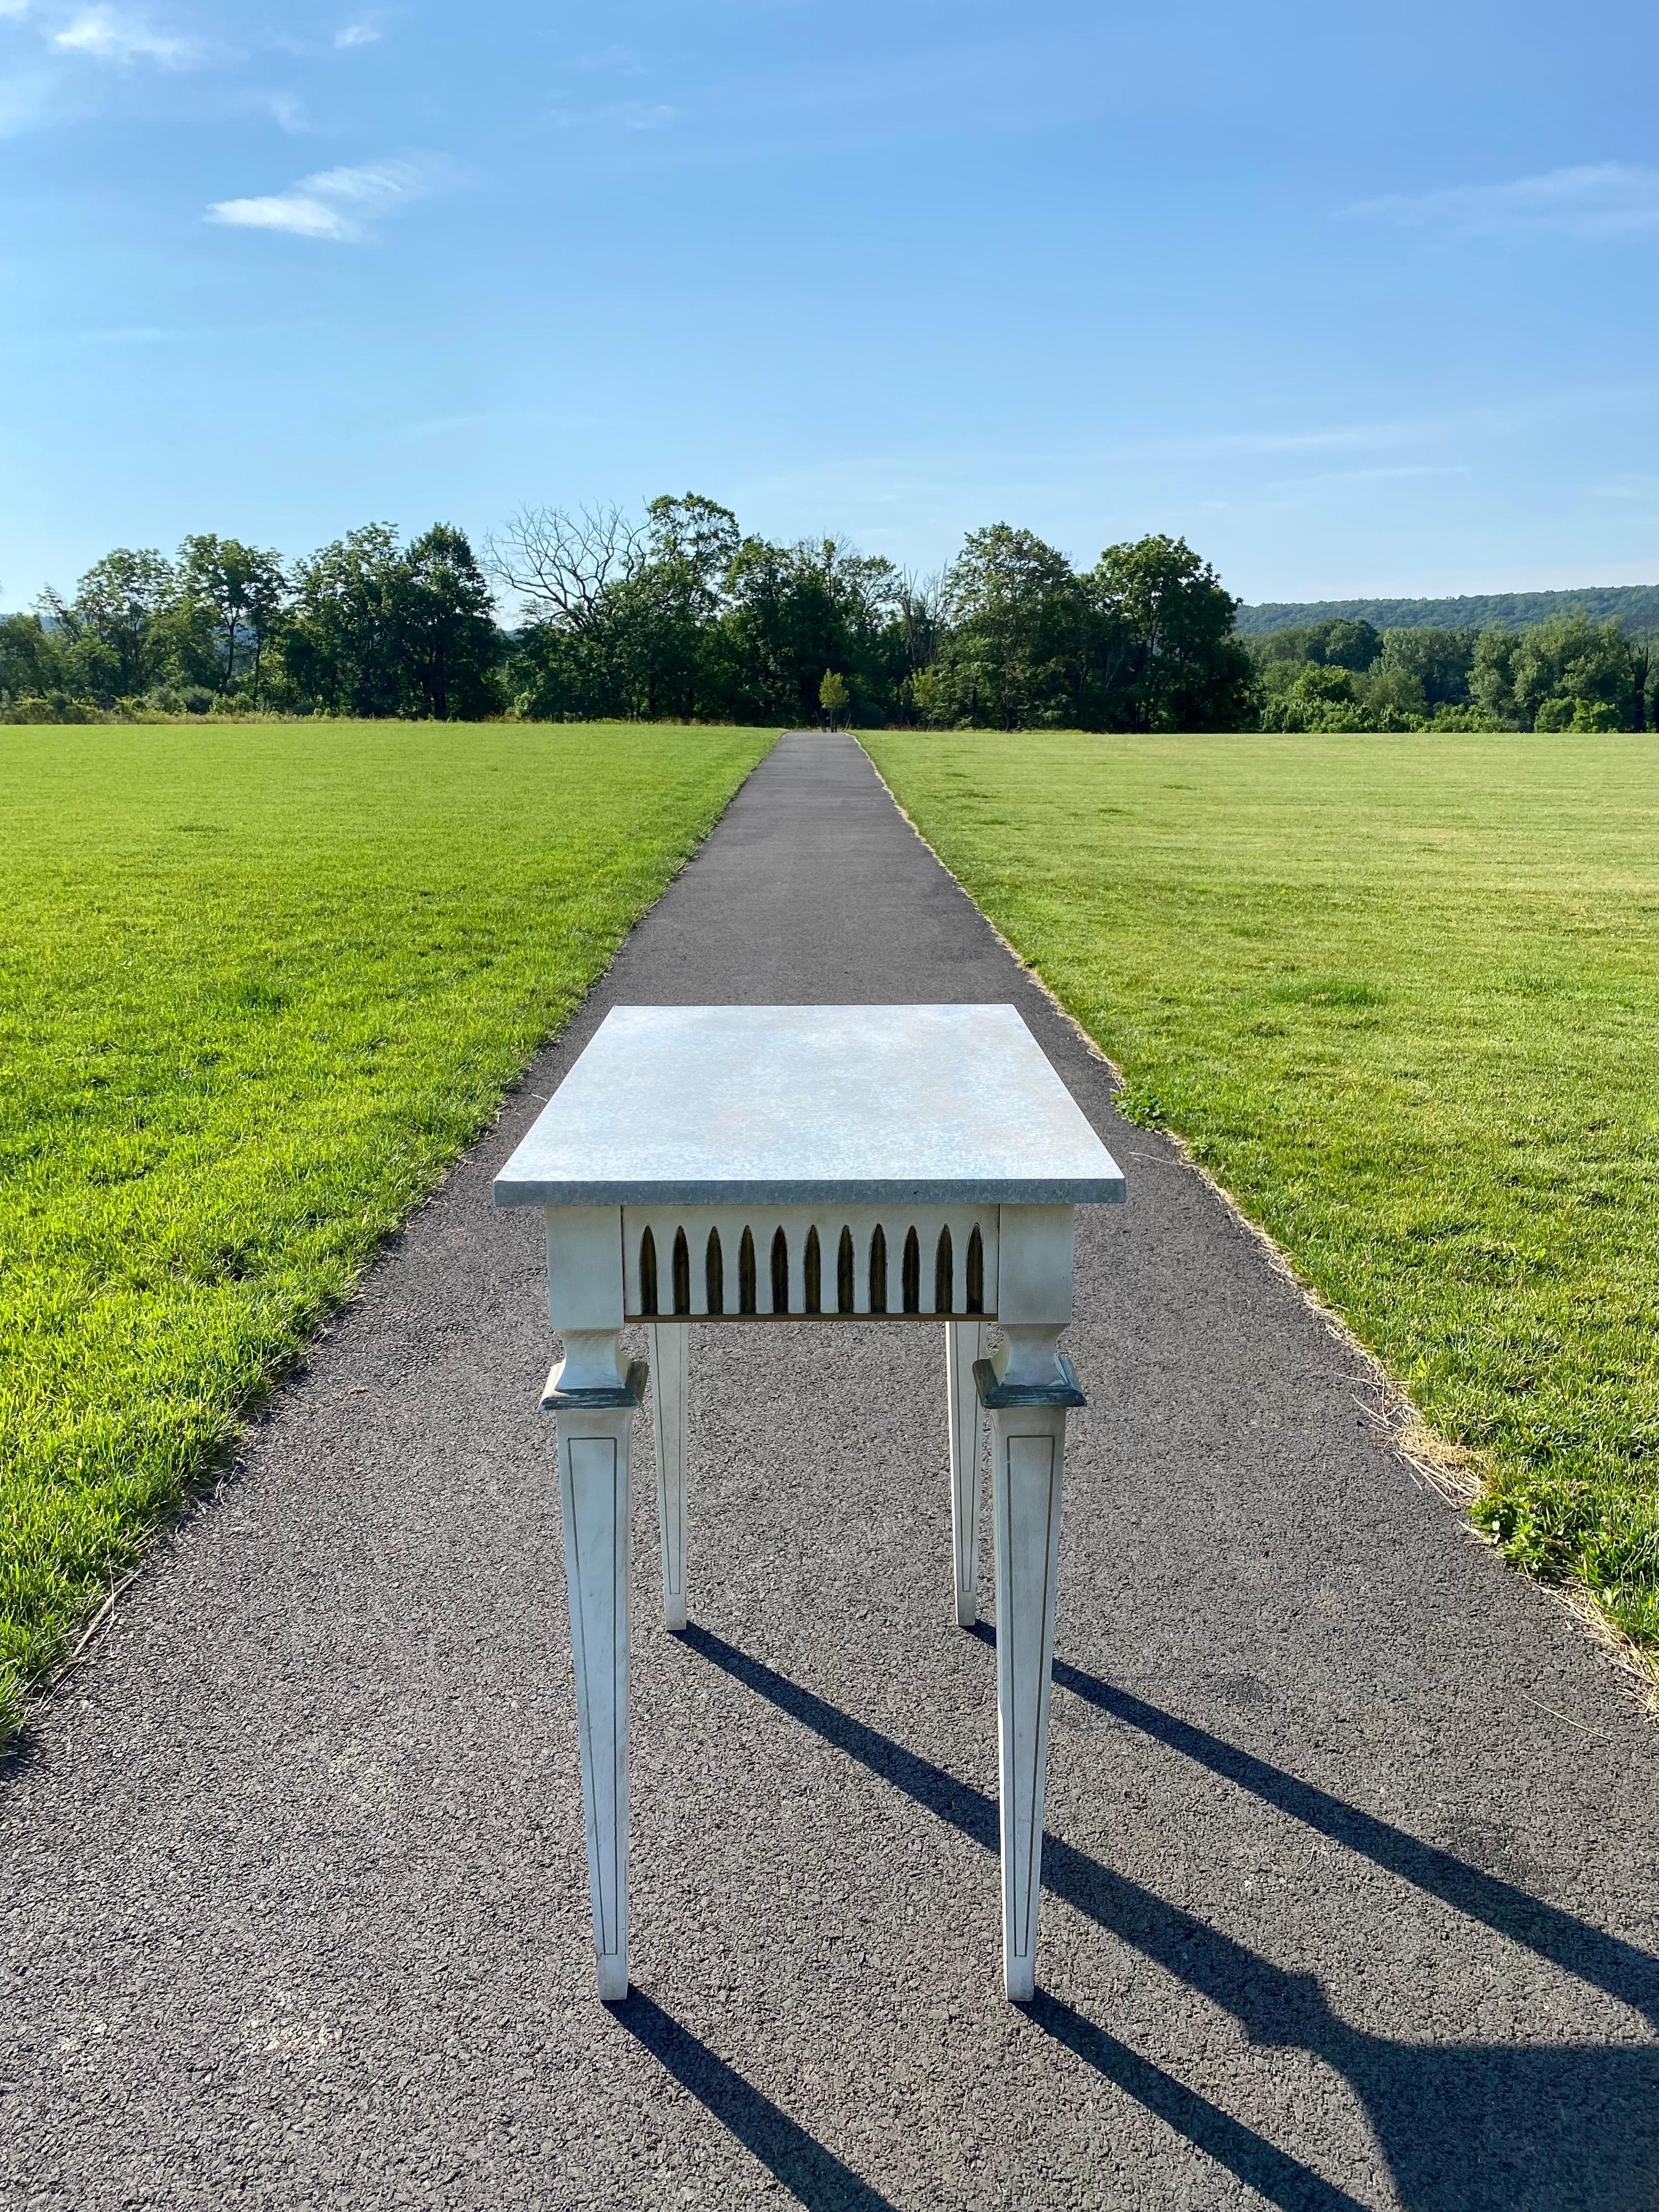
(613, 1989, 901, 2211)
(683, 1624, 1659, 2212)
(1040, 1642, 1659, 2032)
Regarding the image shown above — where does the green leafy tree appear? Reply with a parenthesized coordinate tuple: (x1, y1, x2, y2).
(646, 491, 741, 585)
(1631, 642, 1652, 733)
(149, 597, 225, 699)
(0, 612, 67, 701)
(1354, 661, 1426, 726)
(1310, 618, 1382, 672)
(1251, 618, 1381, 671)
(1512, 614, 1635, 729)
(281, 525, 404, 716)
(1469, 627, 1522, 727)
(394, 524, 501, 719)
(626, 493, 742, 717)
(907, 665, 945, 727)
(1250, 626, 1318, 667)
(932, 524, 1083, 729)
(1256, 655, 1435, 733)
(818, 669, 849, 727)
(1472, 612, 1638, 731)
(718, 536, 901, 724)
(40, 547, 179, 701)
(1084, 534, 1256, 731)
(178, 535, 288, 701)
(1422, 703, 1511, 733)
(1376, 626, 1477, 709)
(1535, 695, 1623, 732)
(1259, 662, 1373, 732)
(505, 625, 591, 721)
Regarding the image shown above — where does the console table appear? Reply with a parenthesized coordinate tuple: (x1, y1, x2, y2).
(494, 1004, 1124, 2000)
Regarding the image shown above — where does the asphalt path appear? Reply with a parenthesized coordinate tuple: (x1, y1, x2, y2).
(6, 729, 1658, 2211)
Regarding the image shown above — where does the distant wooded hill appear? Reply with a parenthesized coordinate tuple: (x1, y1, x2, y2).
(1238, 585, 1659, 637)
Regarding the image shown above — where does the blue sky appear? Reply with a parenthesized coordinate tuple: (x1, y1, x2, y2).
(3, 0, 1658, 607)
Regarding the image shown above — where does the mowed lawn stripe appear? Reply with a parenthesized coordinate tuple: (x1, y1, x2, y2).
(865, 729, 1659, 1654)
(0, 719, 776, 1730)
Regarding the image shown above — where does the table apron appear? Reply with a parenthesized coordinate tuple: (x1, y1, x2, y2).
(620, 1201, 999, 1321)
(542, 1202, 1076, 1331)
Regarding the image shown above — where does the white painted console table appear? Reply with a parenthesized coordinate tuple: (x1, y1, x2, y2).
(494, 1004, 1124, 2001)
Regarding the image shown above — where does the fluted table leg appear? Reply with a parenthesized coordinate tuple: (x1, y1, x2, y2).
(545, 1339, 645, 2003)
(976, 1305, 1084, 2005)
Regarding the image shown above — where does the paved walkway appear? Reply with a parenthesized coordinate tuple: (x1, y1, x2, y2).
(6, 731, 1658, 2212)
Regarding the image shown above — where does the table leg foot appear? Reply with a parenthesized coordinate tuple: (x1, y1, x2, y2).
(945, 1320, 987, 1626)
(557, 1398, 633, 2002)
(990, 1402, 1067, 2004)
(594, 1952, 629, 2004)
(649, 1322, 689, 1631)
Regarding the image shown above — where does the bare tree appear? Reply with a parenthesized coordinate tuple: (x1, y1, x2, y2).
(894, 567, 947, 677)
(484, 503, 649, 630)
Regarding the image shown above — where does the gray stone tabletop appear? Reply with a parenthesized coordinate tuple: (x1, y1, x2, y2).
(493, 1003, 1126, 1208)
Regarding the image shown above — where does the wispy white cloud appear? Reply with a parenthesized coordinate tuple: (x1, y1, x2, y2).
(260, 87, 307, 131)
(51, 5, 204, 67)
(335, 19, 379, 49)
(551, 97, 676, 132)
(1351, 163, 1659, 242)
(207, 156, 430, 242)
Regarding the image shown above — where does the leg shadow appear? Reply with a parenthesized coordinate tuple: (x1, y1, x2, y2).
(1044, 1648, 1659, 2031)
(682, 1629, 1364, 2210)
(686, 1625, 1659, 2212)
(1044, 1839, 1659, 2212)
(1029, 1992, 1369, 2211)
(615, 1990, 900, 2212)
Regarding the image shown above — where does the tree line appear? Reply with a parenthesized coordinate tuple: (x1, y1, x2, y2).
(2, 495, 1652, 733)
(0, 495, 1253, 731)
(1251, 615, 1655, 733)
(1237, 583, 1659, 638)
(0, 525, 498, 723)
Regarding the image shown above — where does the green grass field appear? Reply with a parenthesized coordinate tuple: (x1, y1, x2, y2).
(865, 729, 1659, 1656)
(0, 719, 775, 1733)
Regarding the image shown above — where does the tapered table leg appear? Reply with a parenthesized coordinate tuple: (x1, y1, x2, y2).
(545, 1344, 645, 2003)
(990, 1403, 1068, 2001)
(649, 1322, 689, 1631)
(977, 1328, 1085, 2006)
(945, 1319, 988, 1626)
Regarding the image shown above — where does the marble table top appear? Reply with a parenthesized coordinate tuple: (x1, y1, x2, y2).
(493, 1004, 1125, 1208)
